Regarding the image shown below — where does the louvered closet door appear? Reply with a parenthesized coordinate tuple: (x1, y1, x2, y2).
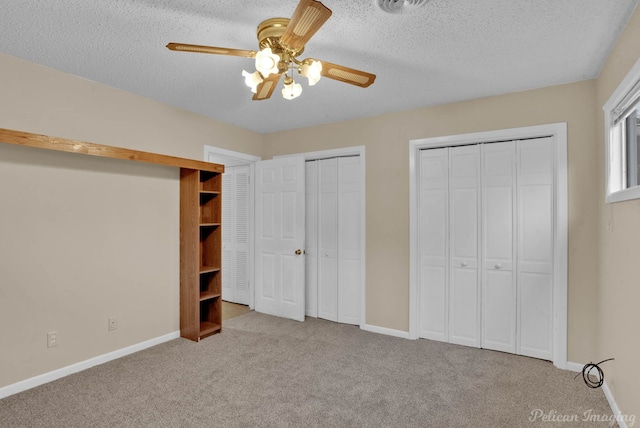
(337, 156, 361, 325)
(418, 148, 449, 341)
(221, 165, 250, 305)
(481, 142, 517, 353)
(517, 138, 554, 360)
(222, 169, 235, 302)
(448, 145, 481, 347)
(318, 158, 338, 321)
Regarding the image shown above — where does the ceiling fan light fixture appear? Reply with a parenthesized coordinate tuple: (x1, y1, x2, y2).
(167, 0, 376, 101)
(255, 47, 281, 76)
(242, 70, 263, 93)
(300, 59, 322, 86)
(282, 76, 302, 100)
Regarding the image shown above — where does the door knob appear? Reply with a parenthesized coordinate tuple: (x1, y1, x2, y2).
(295, 249, 304, 255)
(495, 263, 502, 269)
(461, 261, 468, 267)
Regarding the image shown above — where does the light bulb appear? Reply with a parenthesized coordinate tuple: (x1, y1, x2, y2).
(255, 48, 280, 77)
(282, 80, 302, 100)
(300, 60, 322, 86)
(242, 70, 263, 93)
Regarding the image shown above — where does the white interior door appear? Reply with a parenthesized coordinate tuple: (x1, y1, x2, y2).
(481, 142, 516, 353)
(448, 145, 481, 347)
(254, 157, 306, 321)
(221, 165, 251, 305)
(517, 137, 554, 360)
(222, 168, 236, 303)
(418, 148, 449, 341)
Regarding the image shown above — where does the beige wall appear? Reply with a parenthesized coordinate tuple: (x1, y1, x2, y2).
(595, 4, 640, 420)
(264, 80, 600, 364)
(0, 53, 263, 388)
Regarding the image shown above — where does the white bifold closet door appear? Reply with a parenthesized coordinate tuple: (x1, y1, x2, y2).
(418, 145, 481, 346)
(221, 165, 250, 305)
(305, 156, 361, 325)
(516, 138, 554, 360)
(419, 138, 554, 361)
(481, 142, 517, 354)
(448, 145, 481, 347)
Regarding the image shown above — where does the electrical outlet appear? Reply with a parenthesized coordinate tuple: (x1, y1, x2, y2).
(108, 316, 118, 331)
(47, 331, 59, 348)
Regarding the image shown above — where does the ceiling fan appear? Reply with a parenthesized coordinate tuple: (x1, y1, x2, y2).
(167, 0, 376, 101)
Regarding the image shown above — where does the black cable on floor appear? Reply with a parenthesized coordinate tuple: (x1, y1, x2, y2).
(574, 358, 614, 388)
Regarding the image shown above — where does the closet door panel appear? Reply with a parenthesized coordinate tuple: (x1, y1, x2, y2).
(318, 158, 338, 322)
(449, 268, 479, 345)
(519, 272, 553, 359)
(418, 148, 449, 341)
(448, 145, 480, 347)
(337, 157, 361, 325)
(517, 138, 554, 360)
(222, 169, 235, 302)
(481, 143, 516, 353)
(305, 161, 319, 317)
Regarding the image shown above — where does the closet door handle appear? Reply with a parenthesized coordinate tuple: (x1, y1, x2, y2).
(461, 261, 468, 267)
(295, 249, 304, 255)
(495, 263, 502, 269)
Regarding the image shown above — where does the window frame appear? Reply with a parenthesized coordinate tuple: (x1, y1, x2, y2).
(604, 57, 640, 203)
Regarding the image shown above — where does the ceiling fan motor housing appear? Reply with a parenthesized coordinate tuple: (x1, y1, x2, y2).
(376, 0, 430, 14)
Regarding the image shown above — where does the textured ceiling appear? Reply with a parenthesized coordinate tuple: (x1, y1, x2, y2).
(1, 0, 638, 134)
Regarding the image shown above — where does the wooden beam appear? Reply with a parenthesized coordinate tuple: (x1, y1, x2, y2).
(0, 128, 224, 173)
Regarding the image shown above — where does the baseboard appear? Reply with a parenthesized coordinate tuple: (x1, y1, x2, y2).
(566, 361, 585, 373)
(0, 330, 180, 400)
(602, 381, 631, 428)
(360, 323, 410, 339)
(567, 361, 632, 428)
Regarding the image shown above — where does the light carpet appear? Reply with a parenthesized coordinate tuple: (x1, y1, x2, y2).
(0, 312, 614, 427)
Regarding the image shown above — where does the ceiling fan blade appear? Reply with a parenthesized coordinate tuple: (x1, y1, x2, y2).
(319, 61, 376, 88)
(166, 43, 256, 58)
(279, 0, 332, 50)
(252, 73, 282, 101)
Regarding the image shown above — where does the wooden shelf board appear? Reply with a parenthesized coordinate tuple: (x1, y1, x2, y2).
(200, 223, 221, 227)
(200, 191, 221, 195)
(200, 266, 221, 274)
(0, 127, 224, 173)
(199, 322, 221, 337)
(199, 292, 221, 301)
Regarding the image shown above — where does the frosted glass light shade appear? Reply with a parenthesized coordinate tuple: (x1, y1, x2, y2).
(242, 70, 263, 93)
(255, 48, 280, 77)
(282, 81, 302, 100)
(300, 60, 322, 86)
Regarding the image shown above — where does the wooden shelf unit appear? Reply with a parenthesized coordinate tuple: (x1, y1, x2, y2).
(180, 168, 223, 341)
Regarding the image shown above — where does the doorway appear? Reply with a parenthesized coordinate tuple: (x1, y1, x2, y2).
(204, 145, 260, 309)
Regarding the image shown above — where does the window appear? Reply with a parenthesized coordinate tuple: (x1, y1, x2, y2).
(605, 58, 640, 203)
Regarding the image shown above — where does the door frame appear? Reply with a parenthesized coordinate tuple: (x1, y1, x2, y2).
(204, 145, 261, 309)
(275, 146, 366, 327)
(408, 123, 568, 369)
